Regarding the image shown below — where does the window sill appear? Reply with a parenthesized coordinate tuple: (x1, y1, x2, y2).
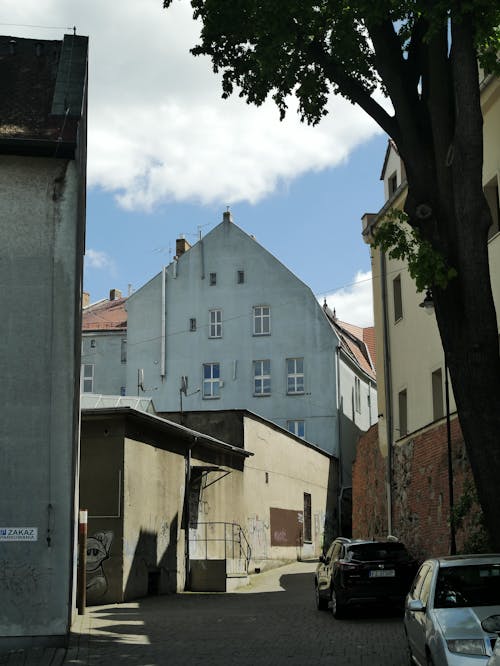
(287, 391, 305, 396)
(253, 393, 271, 398)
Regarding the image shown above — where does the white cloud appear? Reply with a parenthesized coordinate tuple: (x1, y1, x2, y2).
(1, 0, 383, 209)
(85, 249, 116, 273)
(322, 270, 374, 327)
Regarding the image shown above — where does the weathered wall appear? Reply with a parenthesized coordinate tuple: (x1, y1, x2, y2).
(353, 418, 478, 559)
(81, 331, 127, 396)
(242, 416, 336, 567)
(0, 155, 83, 643)
(123, 438, 186, 599)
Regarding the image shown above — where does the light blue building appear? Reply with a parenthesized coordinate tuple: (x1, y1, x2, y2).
(125, 212, 377, 462)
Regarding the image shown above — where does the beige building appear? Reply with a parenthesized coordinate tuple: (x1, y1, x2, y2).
(355, 73, 500, 556)
(80, 405, 336, 601)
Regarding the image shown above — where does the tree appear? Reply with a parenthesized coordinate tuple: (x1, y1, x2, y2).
(164, 0, 500, 548)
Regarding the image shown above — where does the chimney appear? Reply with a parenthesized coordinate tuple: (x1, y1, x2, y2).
(176, 235, 191, 258)
(223, 209, 233, 224)
(109, 288, 122, 301)
(82, 291, 90, 308)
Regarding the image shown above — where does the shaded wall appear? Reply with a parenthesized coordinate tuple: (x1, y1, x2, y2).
(0, 155, 84, 645)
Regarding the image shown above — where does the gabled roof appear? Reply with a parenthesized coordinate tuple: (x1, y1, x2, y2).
(379, 138, 399, 181)
(0, 33, 88, 157)
(322, 304, 376, 380)
(82, 297, 128, 331)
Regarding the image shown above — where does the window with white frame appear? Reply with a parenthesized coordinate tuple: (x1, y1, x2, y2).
(253, 359, 271, 395)
(81, 364, 94, 393)
(287, 357, 304, 394)
(287, 420, 305, 438)
(253, 305, 271, 335)
(203, 363, 220, 399)
(209, 309, 222, 338)
(354, 376, 361, 413)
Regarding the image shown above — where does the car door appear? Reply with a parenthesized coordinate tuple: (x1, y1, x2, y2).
(329, 542, 344, 591)
(406, 563, 433, 665)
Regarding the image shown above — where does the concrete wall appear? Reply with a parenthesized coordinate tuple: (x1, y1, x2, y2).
(123, 438, 186, 599)
(126, 219, 340, 456)
(242, 416, 336, 567)
(0, 155, 84, 643)
(81, 331, 127, 396)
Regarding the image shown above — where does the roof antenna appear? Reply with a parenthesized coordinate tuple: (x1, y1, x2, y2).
(73, 26, 76, 35)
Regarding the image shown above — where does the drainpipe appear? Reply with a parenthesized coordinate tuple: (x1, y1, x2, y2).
(184, 440, 194, 591)
(160, 267, 166, 380)
(380, 250, 394, 536)
(335, 346, 344, 535)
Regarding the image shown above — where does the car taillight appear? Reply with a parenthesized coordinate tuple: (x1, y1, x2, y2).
(338, 560, 362, 571)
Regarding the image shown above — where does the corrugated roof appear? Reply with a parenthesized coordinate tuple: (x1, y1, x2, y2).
(82, 297, 128, 331)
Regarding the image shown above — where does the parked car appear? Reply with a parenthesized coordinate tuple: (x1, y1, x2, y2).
(404, 554, 500, 665)
(315, 536, 418, 618)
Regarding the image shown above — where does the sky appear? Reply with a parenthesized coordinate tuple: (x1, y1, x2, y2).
(2, 0, 389, 327)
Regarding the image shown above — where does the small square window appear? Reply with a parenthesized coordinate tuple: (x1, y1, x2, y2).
(189, 318, 197, 332)
(237, 270, 245, 284)
(209, 272, 217, 286)
(90, 339, 96, 348)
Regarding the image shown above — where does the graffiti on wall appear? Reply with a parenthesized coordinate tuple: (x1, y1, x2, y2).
(247, 515, 269, 559)
(86, 531, 113, 600)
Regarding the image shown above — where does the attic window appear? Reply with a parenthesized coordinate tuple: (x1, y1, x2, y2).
(388, 172, 398, 197)
(237, 270, 245, 284)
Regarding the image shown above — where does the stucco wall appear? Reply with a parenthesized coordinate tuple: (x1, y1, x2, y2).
(126, 220, 339, 456)
(242, 416, 336, 566)
(0, 155, 83, 640)
(123, 438, 186, 599)
(81, 331, 127, 396)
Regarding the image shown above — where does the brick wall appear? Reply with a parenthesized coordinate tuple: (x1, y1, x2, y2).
(352, 417, 480, 559)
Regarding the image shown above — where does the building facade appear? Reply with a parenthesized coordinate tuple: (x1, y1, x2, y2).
(354, 73, 500, 557)
(0, 34, 88, 648)
(124, 212, 377, 467)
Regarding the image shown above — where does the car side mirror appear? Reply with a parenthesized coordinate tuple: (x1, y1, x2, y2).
(406, 599, 426, 613)
(319, 554, 330, 564)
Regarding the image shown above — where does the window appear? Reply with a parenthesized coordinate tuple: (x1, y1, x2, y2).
(388, 172, 398, 197)
(287, 358, 304, 394)
(209, 309, 222, 338)
(485, 175, 500, 239)
(120, 339, 127, 364)
(203, 363, 220, 399)
(253, 305, 271, 335)
(393, 275, 403, 322)
(237, 270, 245, 284)
(398, 389, 408, 437)
(432, 368, 444, 421)
(354, 376, 361, 413)
(189, 318, 197, 332)
(120, 386, 126, 396)
(90, 339, 96, 348)
(303, 492, 312, 543)
(287, 420, 305, 438)
(81, 364, 94, 393)
(209, 272, 217, 286)
(253, 359, 271, 395)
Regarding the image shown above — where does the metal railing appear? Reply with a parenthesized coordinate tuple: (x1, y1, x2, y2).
(189, 522, 251, 573)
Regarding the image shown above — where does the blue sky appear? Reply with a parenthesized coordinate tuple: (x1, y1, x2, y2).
(2, 0, 389, 326)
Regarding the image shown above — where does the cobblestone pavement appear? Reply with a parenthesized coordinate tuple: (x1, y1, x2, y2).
(63, 561, 410, 666)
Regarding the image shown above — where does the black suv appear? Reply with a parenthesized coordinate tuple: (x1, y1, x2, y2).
(315, 537, 418, 618)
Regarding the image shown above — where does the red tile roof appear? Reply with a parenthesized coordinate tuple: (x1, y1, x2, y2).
(82, 297, 127, 331)
(322, 306, 376, 380)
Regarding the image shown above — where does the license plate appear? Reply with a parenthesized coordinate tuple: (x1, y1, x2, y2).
(369, 569, 395, 578)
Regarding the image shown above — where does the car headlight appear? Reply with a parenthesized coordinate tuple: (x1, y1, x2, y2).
(446, 639, 486, 655)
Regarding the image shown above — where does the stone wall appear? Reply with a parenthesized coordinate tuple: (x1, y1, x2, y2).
(352, 418, 482, 558)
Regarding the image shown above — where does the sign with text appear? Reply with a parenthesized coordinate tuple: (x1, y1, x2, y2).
(0, 527, 38, 542)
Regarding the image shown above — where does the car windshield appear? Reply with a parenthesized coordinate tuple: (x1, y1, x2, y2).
(434, 564, 500, 608)
(346, 543, 411, 562)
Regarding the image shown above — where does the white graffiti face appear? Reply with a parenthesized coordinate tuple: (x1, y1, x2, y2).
(86, 531, 113, 573)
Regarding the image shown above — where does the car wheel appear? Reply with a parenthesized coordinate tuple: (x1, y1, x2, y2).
(331, 587, 346, 619)
(315, 583, 328, 610)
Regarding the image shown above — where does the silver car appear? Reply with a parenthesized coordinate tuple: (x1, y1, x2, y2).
(404, 554, 500, 665)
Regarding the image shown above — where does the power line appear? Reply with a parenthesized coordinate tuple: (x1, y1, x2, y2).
(0, 22, 74, 30)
